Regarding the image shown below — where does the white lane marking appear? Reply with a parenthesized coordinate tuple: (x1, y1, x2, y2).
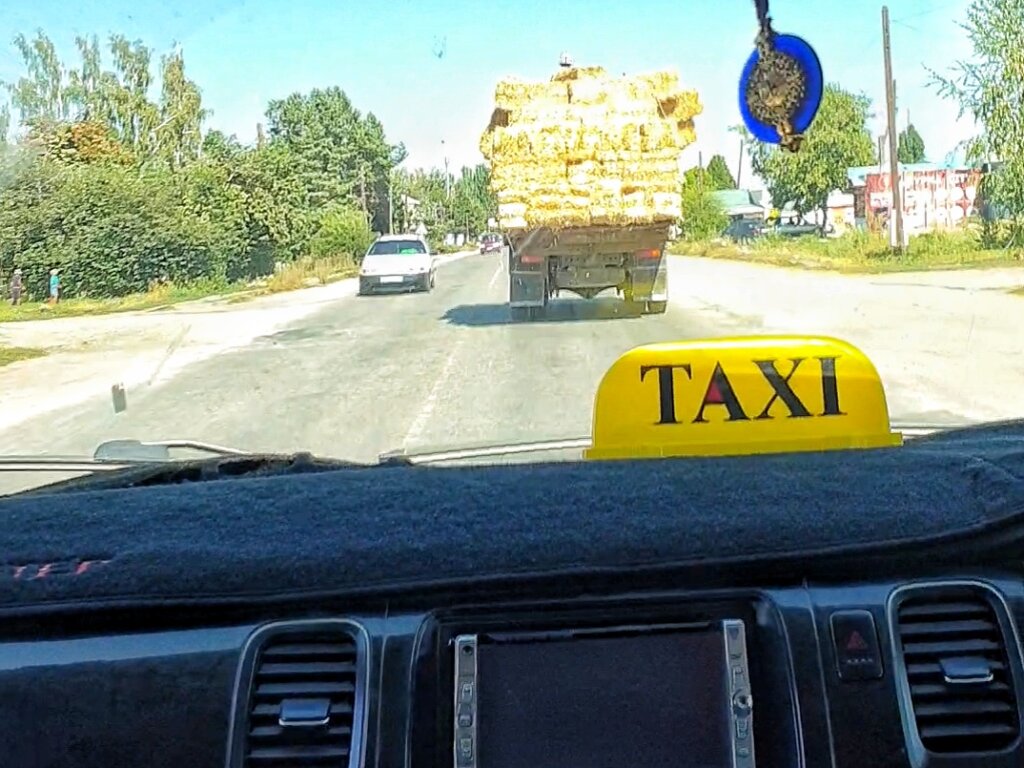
(402, 254, 495, 447)
(147, 324, 191, 385)
(402, 335, 465, 449)
(487, 259, 504, 290)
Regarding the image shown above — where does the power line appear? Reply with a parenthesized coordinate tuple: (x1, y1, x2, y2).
(891, 1, 963, 24)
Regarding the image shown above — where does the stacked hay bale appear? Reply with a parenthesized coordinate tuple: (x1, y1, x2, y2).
(480, 67, 702, 231)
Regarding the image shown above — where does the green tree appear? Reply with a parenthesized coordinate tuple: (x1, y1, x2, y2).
(232, 142, 316, 258)
(201, 129, 243, 164)
(406, 168, 451, 228)
(265, 87, 402, 227)
(0, 104, 10, 142)
(682, 161, 736, 192)
(682, 166, 709, 189)
(66, 35, 104, 122)
(680, 184, 728, 240)
(156, 46, 206, 169)
(897, 124, 926, 163)
(932, 0, 1024, 240)
(449, 164, 497, 236)
(706, 154, 737, 189)
(105, 34, 159, 156)
(0, 158, 243, 297)
(28, 119, 133, 164)
(0, 27, 410, 299)
(752, 84, 875, 226)
(5, 31, 73, 123)
(2, 31, 204, 167)
(308, 205, 373, 261)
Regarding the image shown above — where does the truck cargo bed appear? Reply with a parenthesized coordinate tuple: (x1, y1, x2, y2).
(507, 223, 671, 256)
(506, 223, 671, 320)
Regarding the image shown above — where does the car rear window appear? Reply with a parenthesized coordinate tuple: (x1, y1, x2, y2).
(369, 239, 427, 255)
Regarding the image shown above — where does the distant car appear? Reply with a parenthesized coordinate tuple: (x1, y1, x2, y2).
(774, 223, 820, 238)
(479, 232, 503, 254)
(724, 219, 765, 243)
(358, 235, 436, 295)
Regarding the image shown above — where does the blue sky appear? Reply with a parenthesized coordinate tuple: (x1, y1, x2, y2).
(0, 0, 977, 185)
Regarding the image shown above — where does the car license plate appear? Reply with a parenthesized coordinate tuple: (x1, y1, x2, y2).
(380, 276, 403, 284)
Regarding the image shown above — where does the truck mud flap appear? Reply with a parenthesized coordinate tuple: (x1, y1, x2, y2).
(509, 271, 547, 307)
(629, 261, 669, 302)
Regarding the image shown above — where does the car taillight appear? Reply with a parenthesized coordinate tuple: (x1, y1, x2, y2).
(636, 248, 661, 260)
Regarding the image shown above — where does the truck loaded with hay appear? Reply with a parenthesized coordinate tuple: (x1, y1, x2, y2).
(480, 61, 702, 320)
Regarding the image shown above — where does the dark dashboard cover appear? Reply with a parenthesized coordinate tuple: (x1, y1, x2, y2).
(2, 421, 1024, 612)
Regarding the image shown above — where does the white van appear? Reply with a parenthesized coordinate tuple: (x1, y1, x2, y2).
(358, 235, 436, 295)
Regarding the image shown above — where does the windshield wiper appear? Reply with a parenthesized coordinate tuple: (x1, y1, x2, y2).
(0, 438, 373, 496)
(10, 451, 371, 496)
(92, 438, 251, 461)
(0, 438, 251, 474)
(380, 437, 593, 466)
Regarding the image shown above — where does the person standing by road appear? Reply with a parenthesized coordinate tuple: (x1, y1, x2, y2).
(48, 268, 60, 304)
(9, 268, 22, 305)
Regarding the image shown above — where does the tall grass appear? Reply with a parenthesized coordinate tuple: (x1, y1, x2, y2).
(265, 255, 358, 293)
(0, 346, 47, 367)
(671, 228, 1022, 273)
(0, 277, 239, 323)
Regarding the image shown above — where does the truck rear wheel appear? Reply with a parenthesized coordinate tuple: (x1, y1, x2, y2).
(643, 300, 667, 315)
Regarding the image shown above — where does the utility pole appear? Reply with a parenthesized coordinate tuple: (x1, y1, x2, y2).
(736, 139, 745, 188)
(442, 140, 451, 201)
(387, 171, 394, 234)
(359, 166, 367, 217)
(882, 6, 905, 253)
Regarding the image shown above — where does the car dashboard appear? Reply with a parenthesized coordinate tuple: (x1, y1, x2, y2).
(3, 576, 1024, 768)
(3, 421, 1024, 768)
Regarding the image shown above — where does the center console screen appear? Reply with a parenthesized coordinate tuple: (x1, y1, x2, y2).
(452, 620, 754, 768)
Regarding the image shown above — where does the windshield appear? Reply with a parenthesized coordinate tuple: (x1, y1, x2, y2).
(368, 240, 428, 255)
(0, 1, 1022, 495)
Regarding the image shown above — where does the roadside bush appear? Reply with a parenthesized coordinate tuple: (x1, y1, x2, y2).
(680, 186, 728, 241)
(747, 229, 984, 262)
(0, 155, 263, 298)
(308, 205, 373, 262)
(672, 223, 1020, 271)
(909, 229, 982, 258)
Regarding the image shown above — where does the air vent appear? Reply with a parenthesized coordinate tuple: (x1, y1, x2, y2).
(241, 624, 362, 767)
(895, 585, 1020, 754)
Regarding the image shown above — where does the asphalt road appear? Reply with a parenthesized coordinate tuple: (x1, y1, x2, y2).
(4, 248, 1024, 494)
(0, 252, 745, 491)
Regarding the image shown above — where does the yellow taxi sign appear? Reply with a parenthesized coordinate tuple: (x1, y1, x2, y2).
(585, 335, 902, 461)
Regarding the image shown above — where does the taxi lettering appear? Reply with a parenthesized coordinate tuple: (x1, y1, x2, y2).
(586, 336, 900, 461)
(639, 356, 845, 426)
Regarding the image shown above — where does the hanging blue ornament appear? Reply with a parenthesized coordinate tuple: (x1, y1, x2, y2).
(739, 1, 823, 152)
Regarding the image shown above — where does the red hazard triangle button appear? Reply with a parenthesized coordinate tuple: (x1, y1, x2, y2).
(846, 630, 869, 652)
(830, 610, 884, 681)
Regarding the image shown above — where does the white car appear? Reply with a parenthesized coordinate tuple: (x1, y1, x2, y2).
(358, 235, 436, 295)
